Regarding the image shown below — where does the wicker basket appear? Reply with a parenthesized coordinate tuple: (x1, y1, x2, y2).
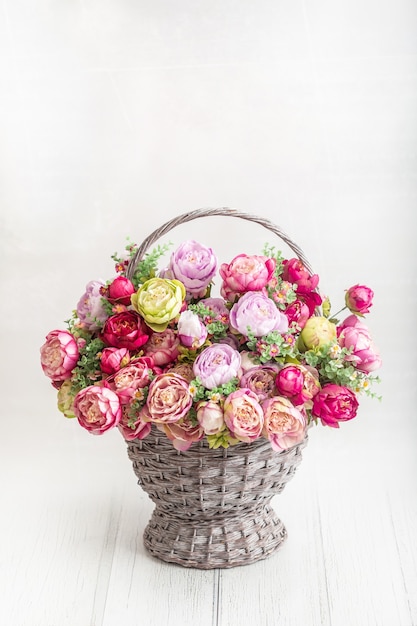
(125, 208, 313, 569)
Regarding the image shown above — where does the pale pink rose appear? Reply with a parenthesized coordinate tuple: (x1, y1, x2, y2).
(40, 330, 79, 381)
(220, 254, 276, 301)
(262, 396, 306, 451)
(239, 365, 279, 402)
(337, 315, 382, 373)
(223, 388, 264, 443)
(345, 284, 374, 316)
(143, 329, 180, 366)
(100, 347, 130, 374)
(177, 310, 208, 348)
(74, 385, 122, 435)
(143, 373, 193, 423)
(106, 358, 153, 404)
(160, 413, 204, 451)
(196, 401, 225, 435)
(118, 406, 152, 441)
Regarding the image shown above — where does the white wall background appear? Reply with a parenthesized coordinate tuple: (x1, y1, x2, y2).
(1, 2, 416, 625)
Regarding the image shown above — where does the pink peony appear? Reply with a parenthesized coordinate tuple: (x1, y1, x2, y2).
(312, 384, 359, 428)
(220, 254, 276, 301)
(74, 385, 122, 435)
(284, 299, 311, 329)
(223, 388, 264, 443)
(118, 406, 152, 441)
(105, 359, 153, 404)
(337, 315, 382, 373)
(345, 284, 374, 316)
(168, 240, 218, 298)
(160, 413, 205, 451)
(239, 365, 279, 402)
(107, 276, 136, 306)
(143, 373, 193, 423)
(229, 291, 288, 338)
(262, 396, 306, 451)
(177, 310, 208, 348)
(282, 258, 319, 295)
(40, 330, 79, 381)
(193, 343, 241, 390)
(101, 311, 149, 351)
(143, 328, 180, 366)
(100, 347, 130, 374)
(76, 280, 108, 331)
(196, 401, 225, 435)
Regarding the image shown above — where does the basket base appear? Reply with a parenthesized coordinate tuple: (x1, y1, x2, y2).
(143, 504, 287, 569)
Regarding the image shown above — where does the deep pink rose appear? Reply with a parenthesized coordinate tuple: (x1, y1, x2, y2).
(106, 359, 153, 404)
(143, 329, 180, 366)
(107, 276, 136, 306)
(337, 315, 382, 373)
(275, 364, 320, 407)
(74, 385, 122, 435)
(100, 347, 130, 374)
(118, 406, 152, 441)
(143, 373, 193, 423)
(239, 365, 279, 402)
(262, 396, 306, 451)
(220, 254, 276, 301)
(345, 284, 374, 316)
(284, 300, 311, 329)
(229, 291, 288, 337)
(282, 258, 319, 294)
(40, 330, 79, 381)
(101, 311, 149, 350)
(223, 388, 264, 443)
(312, 384, 359, 428)
(160, 413, 204, 451)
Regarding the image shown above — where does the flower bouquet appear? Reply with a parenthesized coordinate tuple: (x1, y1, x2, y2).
(40, 209, 381, 569)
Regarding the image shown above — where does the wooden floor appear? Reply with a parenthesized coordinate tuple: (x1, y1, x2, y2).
(1, 1, 416, 624)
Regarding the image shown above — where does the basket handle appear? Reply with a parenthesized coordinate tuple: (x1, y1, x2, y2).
(126, 207, 314, 281)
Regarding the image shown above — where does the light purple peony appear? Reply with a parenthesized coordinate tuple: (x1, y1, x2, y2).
(169, 240, 217, 298)
(229, 291, 288, 338)
(76, 280, 108, 331)
(193, 343, 241, 390)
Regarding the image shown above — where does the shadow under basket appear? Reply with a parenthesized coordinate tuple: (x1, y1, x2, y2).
(126, 428, 308, 569)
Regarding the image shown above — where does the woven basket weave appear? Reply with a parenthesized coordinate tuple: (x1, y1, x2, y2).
(125, 208, 312, 569)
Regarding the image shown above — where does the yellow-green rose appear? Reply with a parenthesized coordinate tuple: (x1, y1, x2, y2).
(131, 278, 186, 332)
(57, 379, 76, 419)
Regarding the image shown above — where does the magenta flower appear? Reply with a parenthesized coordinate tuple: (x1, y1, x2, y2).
(193, 343, 241, 390)
(229, 291, 288, 338)
(312, 384, 359, 428)
(74, 385, 122, 435)
(282, 258, 319, 295)
(107, 276, 136, 306)
(101, 311, 149, 350)
(100, 347, 130, 375)
(76, 280, 108, 331)
(275, 364, 320, 407)
(40, 330, 79, 381)
(345, 285, 374, 316)
(169, 240, 217, 298)
(118, 406, 152, 441)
